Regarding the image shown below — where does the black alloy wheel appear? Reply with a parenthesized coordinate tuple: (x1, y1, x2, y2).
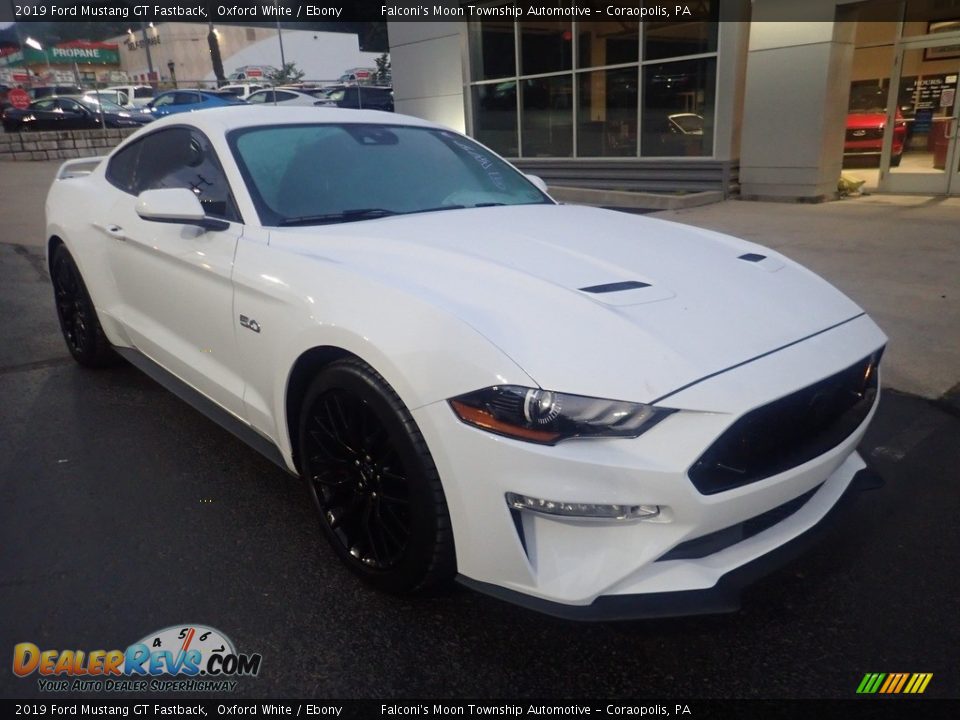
(299, 358, 455, 594)
(51, 244, 116, 367)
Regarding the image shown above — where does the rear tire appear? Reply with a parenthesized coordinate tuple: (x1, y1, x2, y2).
(298, 358, 456, 594)
(51, 244, 117, 367)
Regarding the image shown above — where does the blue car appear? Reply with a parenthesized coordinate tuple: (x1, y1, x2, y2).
(145, 89, 245, 117)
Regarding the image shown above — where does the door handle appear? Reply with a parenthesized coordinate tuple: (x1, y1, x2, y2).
(104, 224, 127, 242)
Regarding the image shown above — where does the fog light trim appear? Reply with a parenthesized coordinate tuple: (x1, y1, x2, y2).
(505, 492, 660, 521)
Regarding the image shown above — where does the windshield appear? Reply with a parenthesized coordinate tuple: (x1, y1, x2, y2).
(79, 97, 125, 113)
(849, 87, 887, 114)
(229, 123, 552, 226)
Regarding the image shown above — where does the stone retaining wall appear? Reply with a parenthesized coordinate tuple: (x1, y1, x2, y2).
(0, 128, 137, 162)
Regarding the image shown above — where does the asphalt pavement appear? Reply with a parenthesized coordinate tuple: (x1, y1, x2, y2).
(0, 162, 958, 700)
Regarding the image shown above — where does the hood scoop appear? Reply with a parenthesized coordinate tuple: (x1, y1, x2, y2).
(580, 280, 651, 294)
(578, 279, 674, 307)
(738, 252, 784, 273)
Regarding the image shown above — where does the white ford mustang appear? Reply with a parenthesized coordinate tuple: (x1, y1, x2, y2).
(45, 107, 886, 619)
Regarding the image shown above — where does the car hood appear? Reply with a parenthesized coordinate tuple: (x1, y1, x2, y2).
(269, 204, 865, 404)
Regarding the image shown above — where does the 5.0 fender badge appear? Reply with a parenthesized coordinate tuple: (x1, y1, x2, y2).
(239, 315, 261, 334)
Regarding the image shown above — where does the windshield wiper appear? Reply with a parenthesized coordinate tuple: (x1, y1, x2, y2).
(278, 208, 400, 226)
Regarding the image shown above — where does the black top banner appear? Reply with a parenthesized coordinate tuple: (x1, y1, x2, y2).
(3, 0, 955, 24)
(1, 699, 960, 719)
(2, 1, 715, 24)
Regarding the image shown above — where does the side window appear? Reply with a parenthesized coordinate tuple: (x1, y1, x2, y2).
(134, 87, 153, 99)
(32, 99, 56, 111)
(106, 140, 143, 194)
(136, 128, 240, 222)
(275, 91, 297, 102)
(152, 94, 174, 108)
(57, 98, 84, 113)
(173, 92, 198, 105)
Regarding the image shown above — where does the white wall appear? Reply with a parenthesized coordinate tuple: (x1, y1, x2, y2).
(739, 0, 856, 199)
(387, 22, 466, 131)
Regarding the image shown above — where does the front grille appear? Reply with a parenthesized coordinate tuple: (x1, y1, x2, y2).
(846, 128, 883, 141)
(658, 484, 822, 561)
(688, 351, 882, 495)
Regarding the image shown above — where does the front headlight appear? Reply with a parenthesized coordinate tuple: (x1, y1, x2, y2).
(448, 385, 673, 445)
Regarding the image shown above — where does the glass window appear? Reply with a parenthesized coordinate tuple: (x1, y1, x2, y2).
(150, 94, 175, 108)
(577, 67, 638, 157)
(173, 92, 199, 105)
(275, 91, 297, 102)
(247, 91, 270, 104)
(472, 81, 518, 156)
(136, 128, 240, 222)
(641, 57, 716, 157)
(578, 21, 639, 68)
(521, 75, 573, 157)
(133, 87, 154, 99)
(228, 124, 550, 226)
(643, 6, 719, 61)
(469, 19, 516, 81)
(520, 19, 573, 75)
(106, 140, 143, 194)
(32, 99, 56, 111)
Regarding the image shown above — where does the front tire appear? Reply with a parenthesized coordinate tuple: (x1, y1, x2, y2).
(299, 358, 456, 594)
(51, 244, 116, 367)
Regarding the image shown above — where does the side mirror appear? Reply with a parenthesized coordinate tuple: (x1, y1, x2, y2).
(525, 174, 549, 194)
(136, 188, 228, 231)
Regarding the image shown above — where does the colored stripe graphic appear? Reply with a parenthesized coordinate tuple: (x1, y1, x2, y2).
(857, 672, 932, 694)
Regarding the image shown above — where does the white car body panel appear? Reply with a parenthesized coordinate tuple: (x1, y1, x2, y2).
(44, 107, 888, 617)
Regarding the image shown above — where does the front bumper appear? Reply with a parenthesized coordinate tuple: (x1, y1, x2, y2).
(411, 314, 887, 616)
(458, 464, 881, 620)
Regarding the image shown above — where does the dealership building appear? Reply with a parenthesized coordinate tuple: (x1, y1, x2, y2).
(388, 0, 960, 199)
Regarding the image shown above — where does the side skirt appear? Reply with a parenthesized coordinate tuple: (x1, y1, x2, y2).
(114, 347, 293, 475)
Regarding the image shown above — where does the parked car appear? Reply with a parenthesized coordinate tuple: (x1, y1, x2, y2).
(2, 95, 152, 132)
(315, 85, 394, 112)
(227, 66, 276, 83)
(44, 107, 886, 619)
(104, 85, 155, 109)
(145, 89, 245, 117)
(29, 84, 84, 100)
(83, 89, 135, 110)
(216, 83, 270, 101)
(246, 88, 326, 107)
(844, 88, 906, 166)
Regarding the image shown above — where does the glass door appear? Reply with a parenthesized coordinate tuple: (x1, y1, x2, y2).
(879, 34, 960, 194)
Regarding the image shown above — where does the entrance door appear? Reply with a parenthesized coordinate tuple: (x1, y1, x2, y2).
(879, 34, 960, 194)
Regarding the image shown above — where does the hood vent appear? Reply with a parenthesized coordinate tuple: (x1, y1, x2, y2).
(738, 253, 767, 263)
(580, 280, 651, 294)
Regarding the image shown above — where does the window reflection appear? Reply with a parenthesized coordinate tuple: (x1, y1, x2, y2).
(644, 4, 719, 61)
(472, 82, 518, 157)
(469, 19, 516, 81)
(522, 75, 573, 157)
(577, 68, 638, 156)
(641, 58, 716, 157)
(520, 20, 573, 75)
(578, 21, 639, 68)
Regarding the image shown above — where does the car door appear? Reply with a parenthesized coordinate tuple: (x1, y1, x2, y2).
(56, 98, 96, 129)
(24, 99, 59, 130)
(102, 126, 247, 418)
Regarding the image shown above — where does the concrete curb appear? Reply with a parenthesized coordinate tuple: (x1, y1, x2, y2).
(548, 185, 725, 211)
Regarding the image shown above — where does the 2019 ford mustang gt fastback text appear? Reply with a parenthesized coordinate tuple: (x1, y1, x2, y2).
(45, 108, 887, 619)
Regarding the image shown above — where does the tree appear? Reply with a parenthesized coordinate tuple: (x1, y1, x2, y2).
(268, 62, 305, 86)
(373, 53, 391, 86)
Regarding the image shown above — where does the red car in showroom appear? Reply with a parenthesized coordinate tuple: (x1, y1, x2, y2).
(844, 89, 907, 166)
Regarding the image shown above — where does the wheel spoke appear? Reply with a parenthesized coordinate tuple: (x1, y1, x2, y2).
(303, 385, 414, 570)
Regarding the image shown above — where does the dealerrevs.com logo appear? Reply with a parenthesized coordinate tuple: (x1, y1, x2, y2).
(13, 624, 262, 693)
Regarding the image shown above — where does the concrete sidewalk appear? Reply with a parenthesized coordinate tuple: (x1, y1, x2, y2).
(652, 195, 960, 400)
